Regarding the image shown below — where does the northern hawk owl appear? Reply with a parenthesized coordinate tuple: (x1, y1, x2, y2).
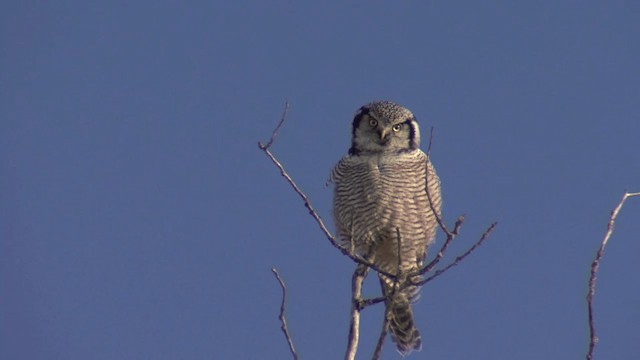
(331, 101, 442, 355)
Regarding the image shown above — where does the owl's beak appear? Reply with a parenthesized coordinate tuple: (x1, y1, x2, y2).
(378, 128, 390, 141)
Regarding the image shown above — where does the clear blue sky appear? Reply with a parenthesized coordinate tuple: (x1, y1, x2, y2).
(2, 1, 639, 359)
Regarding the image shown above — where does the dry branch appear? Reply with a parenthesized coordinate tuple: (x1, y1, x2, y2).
(418, 215, 465, 276)
(271, 268, 299, 360)
(258, 103, 395, 280)
(417, 221, 497, 286)
(345, 264, 369, 360)
(586, 191, 640, 360)
(372, 312, 390, 360)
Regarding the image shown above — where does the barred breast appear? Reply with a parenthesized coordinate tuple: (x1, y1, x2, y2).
(332, 149, 441, 276)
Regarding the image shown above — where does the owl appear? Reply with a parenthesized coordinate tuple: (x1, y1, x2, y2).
(331, 101, 442, 355)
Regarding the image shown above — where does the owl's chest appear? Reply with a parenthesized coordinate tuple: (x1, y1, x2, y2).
(334, 154, 428, 236)
(354, 157, 419, 204)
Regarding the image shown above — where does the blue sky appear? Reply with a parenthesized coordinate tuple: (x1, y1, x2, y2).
(2, 1, 639, 359)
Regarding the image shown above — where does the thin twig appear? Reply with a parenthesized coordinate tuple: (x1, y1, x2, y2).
(362, 220, 497, 306)
(427, 126, 434, 156)
(586, 191, 640, 360)
(345, 264, 369, 360)
(418, 216, 465, 276)
(372, 311, 390, 360)
(271, 268, 299, 360)
(416, 221, 498, 286)
(361, 221, 494, 301)
(360, 295, 386, 308)
(258, 104, 396, 279)
(423, 127, 453, 239)
(259, 102, 289, 150)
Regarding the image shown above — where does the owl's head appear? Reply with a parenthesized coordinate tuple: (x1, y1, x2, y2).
(349, 101, 421, 155)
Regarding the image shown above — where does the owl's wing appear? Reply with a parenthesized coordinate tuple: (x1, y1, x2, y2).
(330, 155, 357, 252)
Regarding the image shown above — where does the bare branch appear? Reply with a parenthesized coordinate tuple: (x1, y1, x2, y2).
(271, 268, 299, 360)
(372, 311, 390, 360)
(424, 132, 453, 238)
(426, 126, 434, 156)
(418, 215, 465, 276)
(258, 103, 395, 279)
(345, 264, 369, 360)
(414, 126, 497, 285)
(416, 221, 497, 286)
(360, 295, 386, 308)
(586, 191, 640, 360)
(421, 126, 470, 276)
(259, 102, 289, 151)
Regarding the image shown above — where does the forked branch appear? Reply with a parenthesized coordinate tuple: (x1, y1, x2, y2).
(258, 103, 396, 279)
(417, 221, 497, 286)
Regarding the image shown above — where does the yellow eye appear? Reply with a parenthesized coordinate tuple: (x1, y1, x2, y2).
(392, 124, 402, 132)
(368, 119, 378, 127)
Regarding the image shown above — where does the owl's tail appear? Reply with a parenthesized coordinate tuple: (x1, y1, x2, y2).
(384, 284, 422, 355)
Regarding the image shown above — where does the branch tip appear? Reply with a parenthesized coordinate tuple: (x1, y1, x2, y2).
(259, 102, 290, 150)
(586, 191, 640, 360)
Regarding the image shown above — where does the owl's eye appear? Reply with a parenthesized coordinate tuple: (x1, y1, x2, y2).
(368, 119, 378, 127)
(392, 124, 402, 132)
